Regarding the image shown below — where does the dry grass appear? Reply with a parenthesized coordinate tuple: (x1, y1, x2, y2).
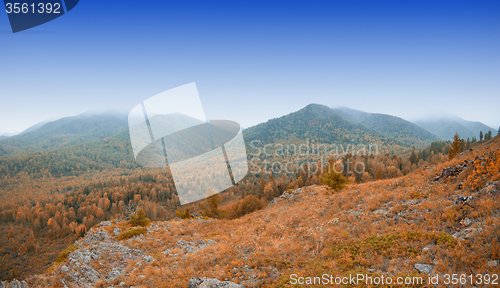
(34, 136, 500, 287)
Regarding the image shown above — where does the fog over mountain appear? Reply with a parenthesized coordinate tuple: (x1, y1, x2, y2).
(411, 113, 495, 141)
(333, 107, 440, 147)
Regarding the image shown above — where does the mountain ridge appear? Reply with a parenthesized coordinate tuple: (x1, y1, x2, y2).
(413, 115, 495, 141)
(333, 107, 440, 148)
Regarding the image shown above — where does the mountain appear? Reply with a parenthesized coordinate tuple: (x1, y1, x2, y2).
(18, 119, 54, 135)
(333, 107, 440, 148)
(0, 111, 129, 155)
(0, 112, 211, 176)
(11, 135, 499, 287)
(243, 104, 409, 154)
(413, 115, 495, 141)
(0, 132, 15, 142)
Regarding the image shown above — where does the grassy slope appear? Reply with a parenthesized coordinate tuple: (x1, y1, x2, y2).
(33, 136, 500, 287)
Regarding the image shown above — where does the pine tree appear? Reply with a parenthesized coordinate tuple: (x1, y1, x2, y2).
(487, 131, 492, 140)
(129, 208, 150, 227)
(448, 133, 463, 160)
(200, 192, 226, 218)
(480, 131, 483, 141)
(321, 167, 349, 192)
(175, 207, 191, 219)
(409, 150, 418, 165)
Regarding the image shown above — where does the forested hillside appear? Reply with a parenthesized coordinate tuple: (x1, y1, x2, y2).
(414, 115, 495, 141)
(334, 107, 440, 148)
(0, 104, 486, 281)
(243, 104, 409, 154)
(0, 112, 128, 156)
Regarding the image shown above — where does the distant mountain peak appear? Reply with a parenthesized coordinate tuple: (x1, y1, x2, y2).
(332, 106, 440, 148)
(412, 115, 495, 141)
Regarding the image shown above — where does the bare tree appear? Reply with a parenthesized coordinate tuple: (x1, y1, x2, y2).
(122, 203, 138, 220)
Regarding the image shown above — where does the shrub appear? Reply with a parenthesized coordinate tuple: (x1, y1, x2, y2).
(129, 208, 151, 227)
(229, 195, 264, 219)
(48, 243, 78, 272)
(117, 227, 147, 240)
(56, 244, 77, 264)
(175, 207, 191, 219)
(321, 167, 349, 191)
(434, 232, 455, 248)
(199, 193, 227, 218)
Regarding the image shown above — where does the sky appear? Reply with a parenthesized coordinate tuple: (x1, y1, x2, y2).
(1, 0, 499, 134)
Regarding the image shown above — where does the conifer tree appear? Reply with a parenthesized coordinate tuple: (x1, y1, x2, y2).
(321, 166, 349, 191)
(175, 207, 191, 219)
(129, 208, 150, 227)
(448, 133, 463, 160)
(480, 131, 483, 141)
(409, 150, 417, 164)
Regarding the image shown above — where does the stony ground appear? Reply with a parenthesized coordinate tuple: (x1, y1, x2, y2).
(3, 138, 499, 288)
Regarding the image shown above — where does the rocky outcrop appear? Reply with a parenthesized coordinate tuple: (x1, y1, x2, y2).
(0, 279, 29, 288)
(268, 185, 327, 207)
(454, 195, 474, 206)
(434, 162, 469, 181)
(55, 226, 151, 287)
(414, 263, 433, 274)
(480, 181, 500, 194)
(189, 277, 242, 288)
(176, 239, 217, 254)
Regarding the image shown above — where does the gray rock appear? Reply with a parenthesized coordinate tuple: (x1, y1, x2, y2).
(480, 181, 500, 194)
(327, 218, 339, 224)
(100, 221, 112, 227)
(488, 260, 498, 267)
(348, 209, 365, 216)
(82, 228, 110, 245)
(460, 218, 472, 227)
(414, 263, 433, 274)
(107, 268, 123, 280)
(421, 244, 433, 252)
(176, 239, 217, 254)
(373, 209, 389, 216)
(189, 277, 242, 288)
(63, 238, 145, 287)
(143, 255, 154, 263)
(439, 163, 467, 179)
(61, 265, 69, 273)
(454, 196, 474, 206)
(268, 187, 304, 207)
(1, 279, 29, 288)
(113, 227, 122, 236)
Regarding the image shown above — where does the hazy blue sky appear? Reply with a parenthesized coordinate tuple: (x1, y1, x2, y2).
(1, 0, 499, 134)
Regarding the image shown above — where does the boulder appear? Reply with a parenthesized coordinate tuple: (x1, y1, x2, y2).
(0, 279, 29, 288)
(189, 277, 242, 288)
(414, 263, 433, 274)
